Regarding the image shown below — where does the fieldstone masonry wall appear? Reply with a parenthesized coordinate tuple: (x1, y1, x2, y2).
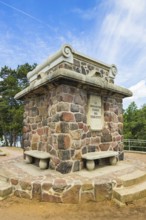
(15, 44, 132, 174)
(23, 83, 124, 173)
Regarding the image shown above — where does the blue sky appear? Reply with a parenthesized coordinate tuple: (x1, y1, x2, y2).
(0, 0, 146, 108)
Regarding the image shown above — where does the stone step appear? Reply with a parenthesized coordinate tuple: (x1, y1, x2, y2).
(117, 170, 146, 187)
(0, 180, 12, 200)
(113, 181, 146, 204)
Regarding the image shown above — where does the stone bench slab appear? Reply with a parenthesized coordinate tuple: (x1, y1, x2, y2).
(24, 150, 51, 170)
(82, 151, 118, 160)
(82, 151, 118, 171)
(24, 150, 51, 159)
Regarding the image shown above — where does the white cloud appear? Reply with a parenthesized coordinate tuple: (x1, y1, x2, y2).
(72, 6, 98, 20)
(124, 80, 146, 108)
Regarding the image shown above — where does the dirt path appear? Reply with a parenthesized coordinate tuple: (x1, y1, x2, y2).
(0, 147, 23, 161)
(0, 196, 146, 220)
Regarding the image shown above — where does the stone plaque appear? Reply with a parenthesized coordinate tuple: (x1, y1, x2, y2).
(87, 95, 103, 130)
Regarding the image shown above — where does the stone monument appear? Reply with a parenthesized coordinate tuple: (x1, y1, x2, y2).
(15, 44, 132, 173)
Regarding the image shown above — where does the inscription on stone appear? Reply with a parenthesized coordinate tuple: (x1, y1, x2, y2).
(87, 95, 103, 130)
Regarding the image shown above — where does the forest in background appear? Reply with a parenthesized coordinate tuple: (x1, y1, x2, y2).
(0, 64, 146, 146)
(0, 64, 36, 146)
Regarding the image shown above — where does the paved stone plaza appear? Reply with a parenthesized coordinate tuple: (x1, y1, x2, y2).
(1, 147, 146, 203)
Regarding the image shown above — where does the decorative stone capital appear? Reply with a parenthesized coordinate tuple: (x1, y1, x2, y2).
(109, 64, 118, 79)
(27, 44, 74, 83)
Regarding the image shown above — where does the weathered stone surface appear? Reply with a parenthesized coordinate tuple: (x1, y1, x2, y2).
(52, 114, 60, 122)
(61, 112, 75, 122)
(32, 182, 42, 199)
(113, 135, 122, 142)
(56, 122, 69, 133)
(42, 193, 62, 203)
(87, 132, 91, 138)
(81, 192, 95, 203)
(56, 161, 73, 174)
(42, 182, 52, 191)
(118, 123, 123, 135)
(50, 106, 57, 116)
(42, 119, 47, 126)
(31, 107, 39, 116)
(101, 129, 112, 142)
(19, 190, 31, 199)
(99, 143, 110, 151)
(71, 104, 79, 112)
(53, 179, 67, 192)
(111, 112, 118, 123)
(88, 145, 96, 152)
(20, 181, 32, 191)
(49, 157, 60, 169)
(82, 146, 87, 154)
(74, 59, 80, 67)
(11, 179, 18, 185)
(39, 107, 47, 116)
(23, 140, 30, 148)
(72, 140, 81, 150)
(74, 113, 82, 122)
(91, 137, 100, 144)
(57, 102, 70, 112)
(31, 143, 38, 150)
(60, 94, 73, 103)
(0, 185, 12, 197)
(23, 126, 30, 133)
(35, 116, 42, 123)
(118, 114, 123, 123)
(104, 112, 112, 122)
(37, 128, 44, 135)
(95, 182, 112, 201)
(62, 185, 81, 203)
(70, 123, 78, 130)
(58, 150, 71, 160)
(74, 151, 82, 159)
(74, 94, 83, 105)
(82, 182, 93, 191)
(70, 130, 82, 140)
(58, 134, 71, 149)
(32, 134, 40, 142)
(31, 124, 37, 130)
(72, 160, 80, 172)
(104, 103, 110, 111)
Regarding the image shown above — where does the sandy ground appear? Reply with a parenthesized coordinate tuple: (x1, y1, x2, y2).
(0, 196, 146, 220)
(1, 148, 146, 220)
